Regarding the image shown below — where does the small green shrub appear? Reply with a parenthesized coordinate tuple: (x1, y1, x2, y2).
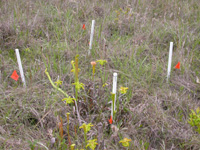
(188, 107, 200, 133)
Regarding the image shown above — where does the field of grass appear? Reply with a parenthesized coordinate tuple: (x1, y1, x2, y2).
(0, 0, 200, 149)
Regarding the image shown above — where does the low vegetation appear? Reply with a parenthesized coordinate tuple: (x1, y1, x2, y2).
(0, 0, 200, 149)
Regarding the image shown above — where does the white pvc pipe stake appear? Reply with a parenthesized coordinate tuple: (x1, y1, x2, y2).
(88, 20, 95, 55)
(15, 49, 26, 87)
(111, 72, 118, 118)
(167, 42, 173, 83)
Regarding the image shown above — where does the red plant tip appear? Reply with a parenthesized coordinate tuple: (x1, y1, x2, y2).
(175, 62, 180, 69)
(11, 70, 19, 81)
(82, 24, 86, 30)
(109, 116, 113, 124)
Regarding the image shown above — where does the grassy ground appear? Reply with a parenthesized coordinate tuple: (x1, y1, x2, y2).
(0, 0, 200, 149)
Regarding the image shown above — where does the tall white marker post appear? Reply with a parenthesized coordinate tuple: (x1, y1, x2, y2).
(111, 73, 118, 119)
(167, 42, 173, 83)
(88, 20, 95, 55)
(15, 49, 26, 87)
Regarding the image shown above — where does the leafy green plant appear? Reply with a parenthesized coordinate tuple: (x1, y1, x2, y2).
(79, 123, 93, 147)
(188, 107, 200, 133)
(62, 97, 76, 105)
(28, 140, 37, 150)
(86, 139, 98, 150)
(54, 79, 63, 87)
(71, 55, 84, 100)
(111, 92, 116, 119)
(70, 144, 75, 150)
(45, 69, 69, 98)
(119, 87, 128, 94)
(96, 59, 107, 84)
(119, 138, 132, 149)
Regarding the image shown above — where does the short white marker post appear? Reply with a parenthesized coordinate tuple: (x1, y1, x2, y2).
(15, 49, 26, 87)
(167, 42, 173, 83)
(111, 73, 118, 119)
(88, 20, 95, 55)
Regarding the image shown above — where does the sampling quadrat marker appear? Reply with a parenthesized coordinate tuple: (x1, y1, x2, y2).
(11, 70, 19, 81)
(15, 49, 26, 87)
(175, 62, 180, 69)
(82, 24, 86, 30)
(88, 20, 95, 55)
(109, 116, 113, 124)
(167, 42, 173, 83)
(111, 72, 118, 119)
